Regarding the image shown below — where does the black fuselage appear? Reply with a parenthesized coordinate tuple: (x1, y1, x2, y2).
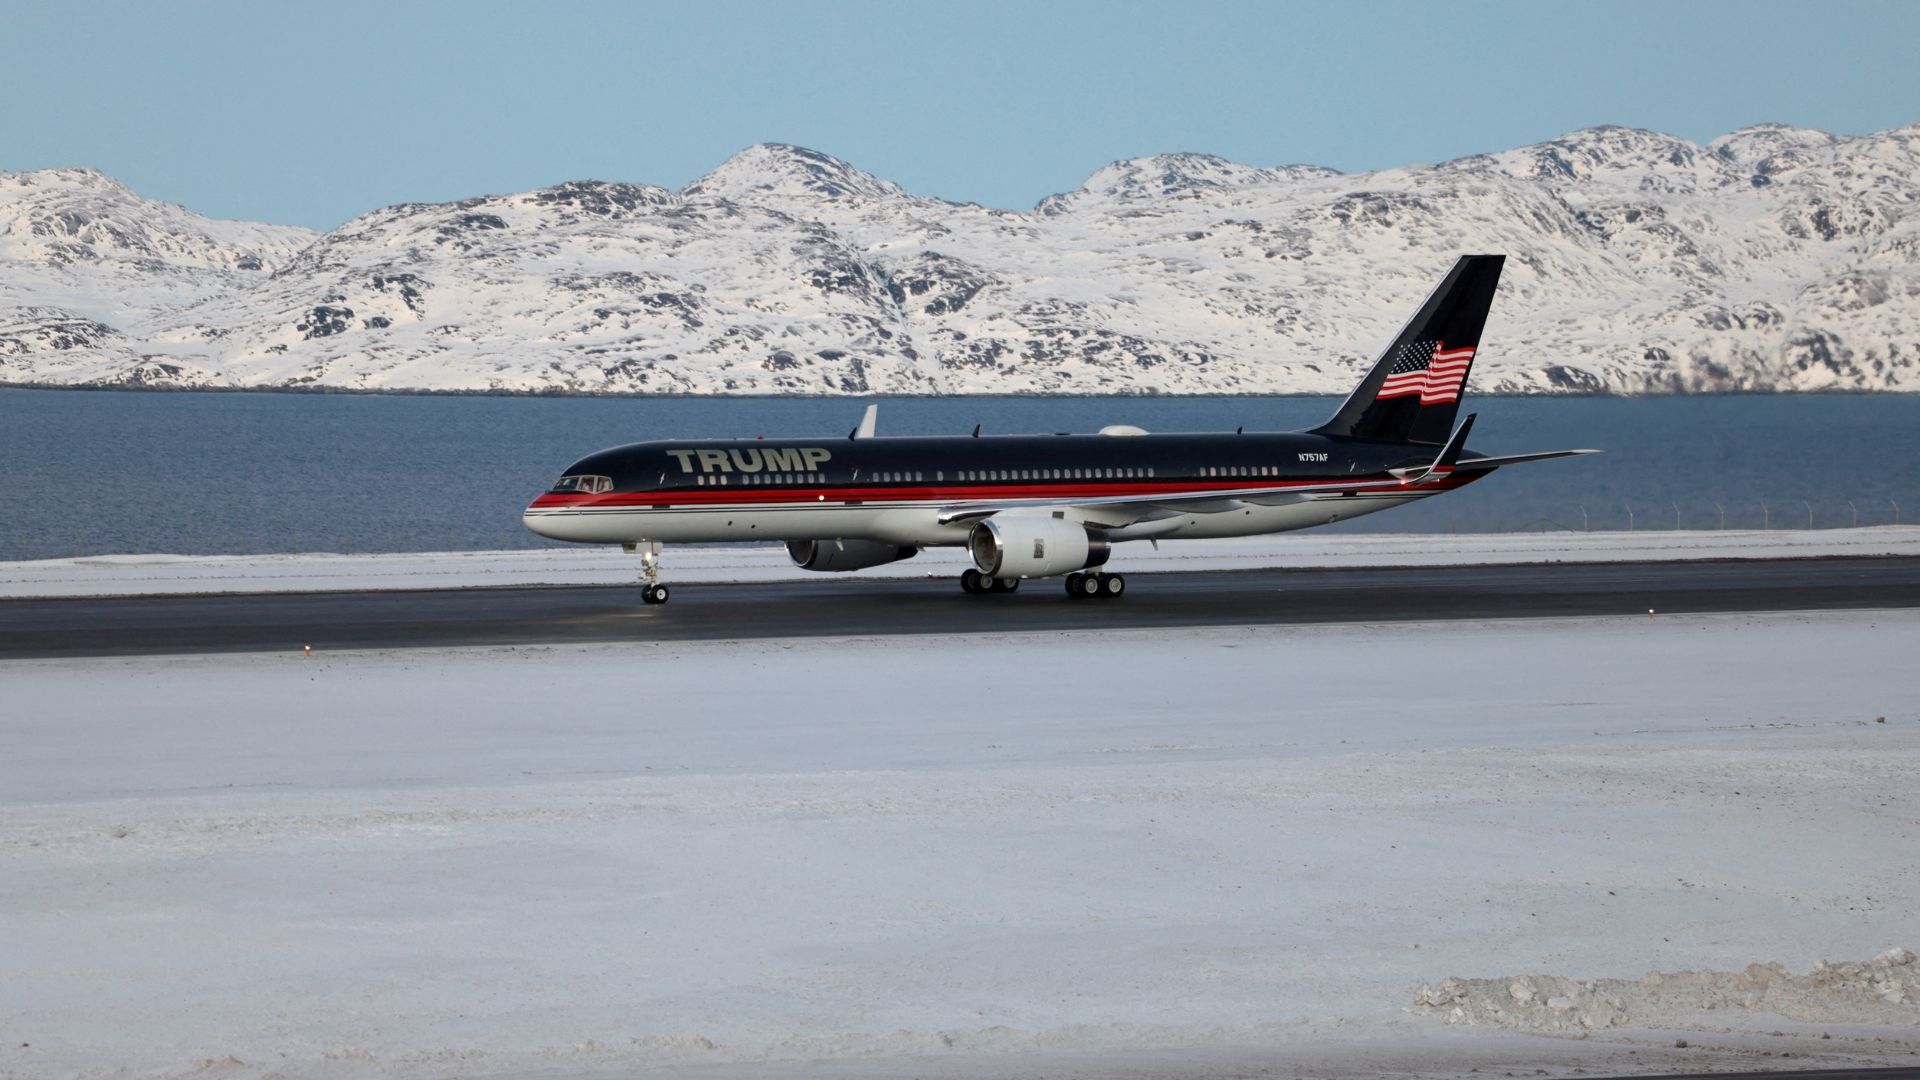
(557, 431, 1462, 497)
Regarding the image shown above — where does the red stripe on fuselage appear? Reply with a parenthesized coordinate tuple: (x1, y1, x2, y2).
(527, 474, 1471, 510)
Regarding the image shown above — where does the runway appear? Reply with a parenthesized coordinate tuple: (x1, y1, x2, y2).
(3, 555, 1919, 659)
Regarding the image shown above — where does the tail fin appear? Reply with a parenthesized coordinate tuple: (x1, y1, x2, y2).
(1312, 254, 1504, 445)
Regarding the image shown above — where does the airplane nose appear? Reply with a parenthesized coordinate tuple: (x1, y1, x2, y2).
(522, 502, 565, 540)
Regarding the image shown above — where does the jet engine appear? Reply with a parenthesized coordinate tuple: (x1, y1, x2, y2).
(787, 539, 919, 572)
(968, 517, 1110, 578)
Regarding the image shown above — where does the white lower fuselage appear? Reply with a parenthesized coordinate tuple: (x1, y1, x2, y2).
(522, 489, 1432, 549)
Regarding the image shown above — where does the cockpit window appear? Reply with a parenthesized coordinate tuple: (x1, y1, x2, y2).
(550, 474, 613, 494)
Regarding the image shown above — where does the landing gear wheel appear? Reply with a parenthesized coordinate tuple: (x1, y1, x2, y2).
(995, 576, 1020, 592)
(1075, 573, 1103, 599)
(642, 583, 670, 604)
(1100, 573, 1126, 598)
(961, 568, 984, 594)
(1065, 573, 1085, 598)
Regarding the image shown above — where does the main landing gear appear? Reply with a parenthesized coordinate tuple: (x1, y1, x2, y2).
(1064, 571, 1125, 600)
(958, 568, 1126, 598)
(960, 568, 1020, 594)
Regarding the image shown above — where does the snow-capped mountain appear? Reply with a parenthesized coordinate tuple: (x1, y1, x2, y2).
(4, 125, 1919, 395)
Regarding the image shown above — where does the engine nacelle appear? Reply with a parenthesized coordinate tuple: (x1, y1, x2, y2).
(968, 517, 1110, 579)
(787, 538, 918, 572)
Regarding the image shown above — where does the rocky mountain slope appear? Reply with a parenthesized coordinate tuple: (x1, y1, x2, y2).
(4, 125, 1918, 394)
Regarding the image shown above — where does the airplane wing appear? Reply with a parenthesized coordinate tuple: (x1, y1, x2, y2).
(934, 475, 1415, 528)
(934, 429, 1600, 530)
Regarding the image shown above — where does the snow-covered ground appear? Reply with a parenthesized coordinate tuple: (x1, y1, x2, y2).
(4, 526, 1918, 598)
(3, 611, 1917, 1078)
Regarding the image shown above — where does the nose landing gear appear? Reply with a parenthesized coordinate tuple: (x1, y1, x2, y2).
(629, 541, 670, 605)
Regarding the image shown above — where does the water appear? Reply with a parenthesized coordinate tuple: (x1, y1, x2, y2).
(2, 388, 1915, 561)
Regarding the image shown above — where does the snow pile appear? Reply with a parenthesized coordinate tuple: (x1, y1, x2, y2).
(1414, 948, 1920, 1033)
(4, 123, 1920, 394)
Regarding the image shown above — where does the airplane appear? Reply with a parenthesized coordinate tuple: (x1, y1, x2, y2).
(524, 254, 1597, 603)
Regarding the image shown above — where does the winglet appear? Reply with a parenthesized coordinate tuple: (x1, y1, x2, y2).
(850, 403, 878, 440)
(1391, 412, 1475, 483)
(1434, 412, 1476, 471)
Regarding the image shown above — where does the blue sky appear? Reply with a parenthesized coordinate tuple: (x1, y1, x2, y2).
(5, 0, 1916, 229)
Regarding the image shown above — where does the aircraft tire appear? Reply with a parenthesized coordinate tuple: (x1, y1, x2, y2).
(1075, 573, 1102, 599)
(997, 576, 1020, 593)
(1065, 573, 1085, 598)
(642, 583, 670, 605)
(1100, 573, 1126, 598)
(960, 568, 983, 594)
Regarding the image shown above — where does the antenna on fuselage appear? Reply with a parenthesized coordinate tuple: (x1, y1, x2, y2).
(971, 423, 981, 438)
(849, 403, 878, 440)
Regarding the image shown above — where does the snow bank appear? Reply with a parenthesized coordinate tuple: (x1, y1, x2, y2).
(3, 612, 1918, 1077)
(4, 526, 1917, 598)
(1414, 948, 1920, 1034)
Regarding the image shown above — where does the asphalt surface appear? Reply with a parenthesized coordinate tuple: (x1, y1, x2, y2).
(3, 556, 1918, 660)
(1605, 1060, 1920, 1068)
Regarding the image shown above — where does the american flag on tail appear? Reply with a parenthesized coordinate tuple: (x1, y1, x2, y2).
(1376, 340, 1475, 405)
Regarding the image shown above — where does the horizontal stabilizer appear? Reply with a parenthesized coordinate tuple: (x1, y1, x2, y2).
(1452, 449, 1602, 471)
